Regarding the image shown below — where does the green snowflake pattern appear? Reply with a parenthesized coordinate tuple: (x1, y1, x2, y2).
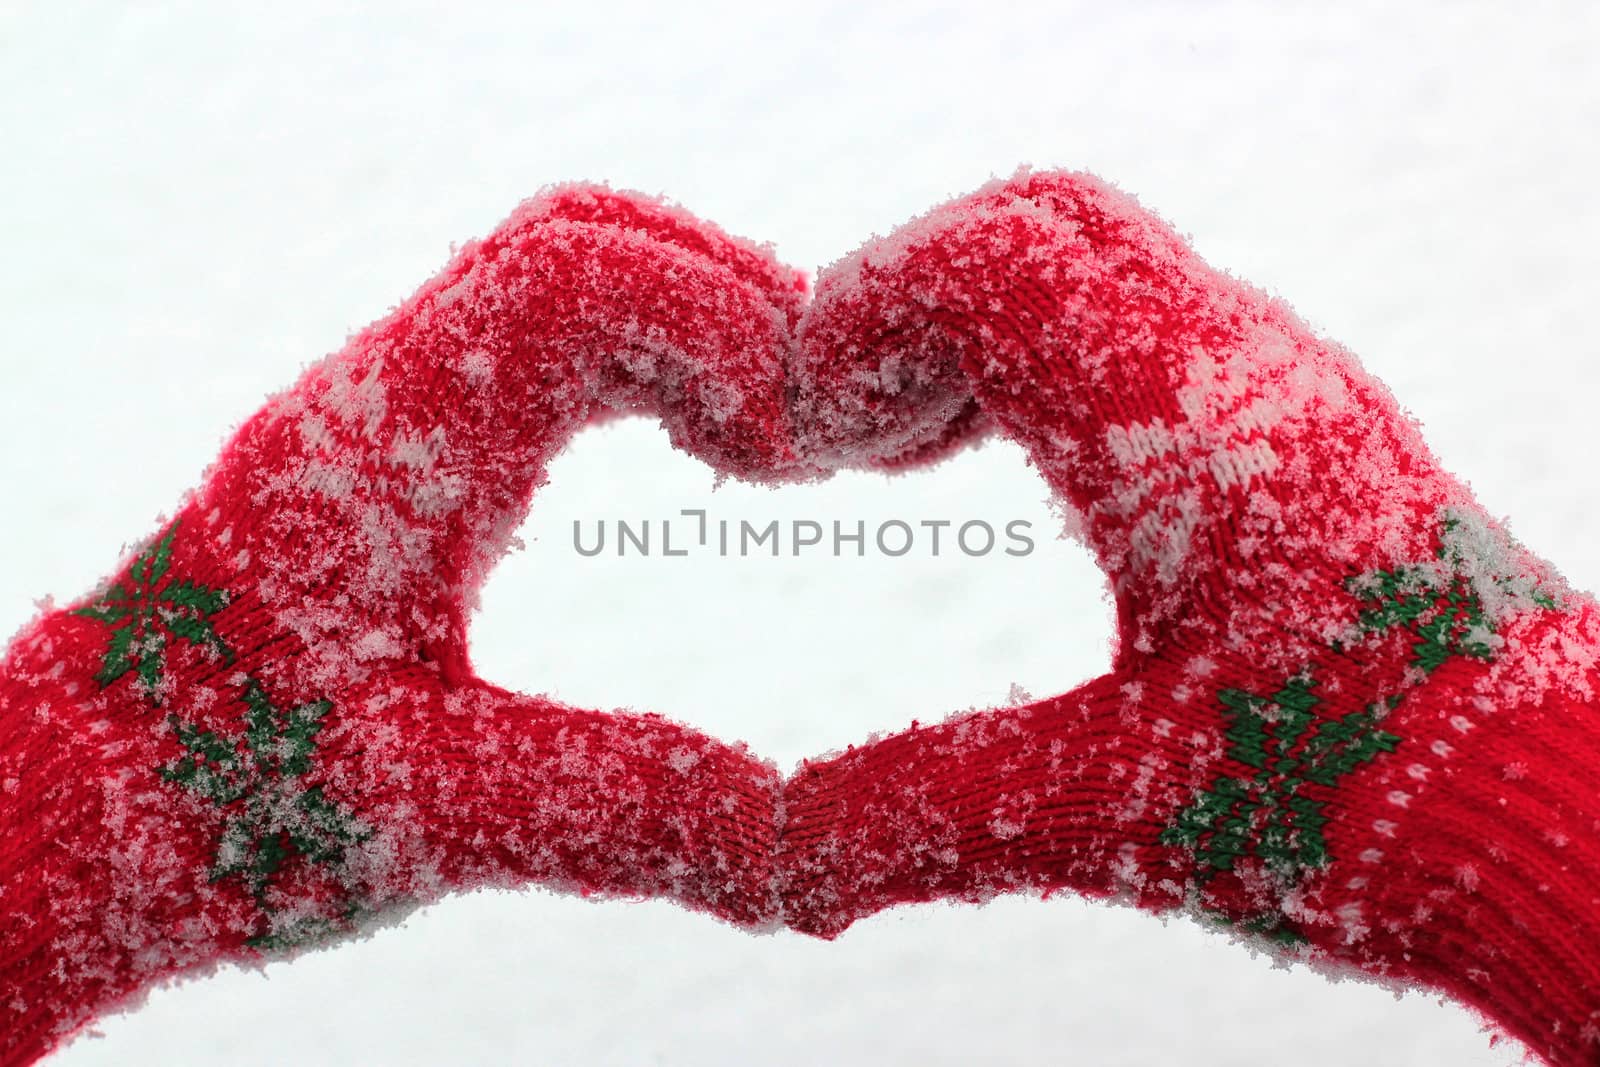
(68, 519, 369, 950)
(1164, 514, 1559, 946)
(73, 522, 232, 697)
(1344, 514, 1558, 673)
(160, 677, 371, 949)
(1159, 674, 1400, 878)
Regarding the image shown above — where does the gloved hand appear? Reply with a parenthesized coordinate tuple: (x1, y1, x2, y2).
(0, 186, 810, 1066)
(779, 169, 1600, 1067)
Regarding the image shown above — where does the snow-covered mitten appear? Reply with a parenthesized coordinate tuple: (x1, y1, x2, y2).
(0, 186, 807, 1065)
(780, 169, 1600, 1065)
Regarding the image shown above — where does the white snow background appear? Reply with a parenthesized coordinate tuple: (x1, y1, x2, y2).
(3, 2, 1597, 1063)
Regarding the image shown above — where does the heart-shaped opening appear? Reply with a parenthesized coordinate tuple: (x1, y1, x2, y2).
(472, 418, 1115, 770)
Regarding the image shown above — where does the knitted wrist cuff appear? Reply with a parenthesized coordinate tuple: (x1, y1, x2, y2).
(1352, 680, 1600, 1065)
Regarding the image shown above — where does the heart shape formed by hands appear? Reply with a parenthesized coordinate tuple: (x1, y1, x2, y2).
(4, 171, 1600, 1067)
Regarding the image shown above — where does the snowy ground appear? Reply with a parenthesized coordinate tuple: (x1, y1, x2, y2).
(3, 2, 1598, 1063)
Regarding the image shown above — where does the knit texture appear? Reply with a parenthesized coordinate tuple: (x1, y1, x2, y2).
(9, 171, 1600, 1067)
(0, 186, 808, 1066)
(781, 169, 1600, 1066)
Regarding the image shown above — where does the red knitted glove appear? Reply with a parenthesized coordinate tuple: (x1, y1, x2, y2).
(780, 169, 1600, 1066)
(0, 187, 807, 1065)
